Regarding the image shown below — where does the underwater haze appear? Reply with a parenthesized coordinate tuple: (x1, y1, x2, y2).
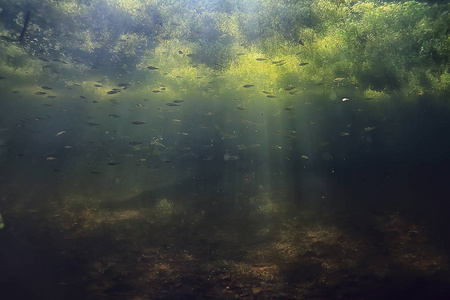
(1, 0, 450, 299)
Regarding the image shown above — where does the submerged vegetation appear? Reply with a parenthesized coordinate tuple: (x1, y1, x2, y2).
(1, 1, 450, 299)
(0, 0, 448, 101)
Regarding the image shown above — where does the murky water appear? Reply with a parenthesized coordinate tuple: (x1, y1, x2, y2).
(1, 0, 450, 299)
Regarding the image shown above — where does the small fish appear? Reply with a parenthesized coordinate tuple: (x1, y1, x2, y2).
(35, 92, 46, 95)
(94, 84, 102, 87)
(333, 78, 345, 83)
(236, 53, 245, 56)
(46, 156, 57, 161)
(340, 132, 349, 136)
(262, 91, 272, 94)
(117, 83, 130, 87)
(178, 50, 183, 54)
(166, 103, 180, 107)
(243, 84, 254, 88)
(237, 105, 247, 111)
(301, 155, 309, 160)
(56, 131, 66, 136)
(272, 60, 285, 64)
(107, 90, 119, 94)
(147, 66, 159, 70)
(152, 90, 162, 93)
(107, 162, 120, 166)
(52, 58, 67, 64)
(284, 86, 295, 91)
(364, 127, 376, 132)
(80, 96, 86, 99)
(0, 76, 5, 80)
(255, 58, 266, 61)
(131, 121, 146, 125)
(267, 95, 277, 98)
(284, 107, 294, 111)
(299, 62, 309, 66)
(41, 86, 52, 90)
(173, 100, 184, 103)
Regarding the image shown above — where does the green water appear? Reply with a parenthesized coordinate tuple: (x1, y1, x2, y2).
(0, 0, 449, 299)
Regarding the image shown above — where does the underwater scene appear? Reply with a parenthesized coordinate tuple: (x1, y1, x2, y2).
(0, 0, 449, 299)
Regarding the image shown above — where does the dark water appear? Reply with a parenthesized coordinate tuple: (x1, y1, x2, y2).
(1, 1, 450, 299)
